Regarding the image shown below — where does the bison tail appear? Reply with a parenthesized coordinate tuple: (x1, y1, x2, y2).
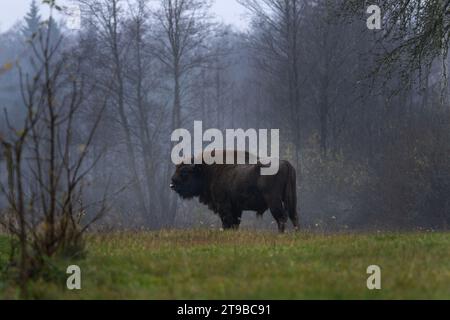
(284, 162, 299, 230)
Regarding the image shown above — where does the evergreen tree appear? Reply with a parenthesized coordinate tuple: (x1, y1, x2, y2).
(22, 0, 42, 40)
(47, 16, 62, 48)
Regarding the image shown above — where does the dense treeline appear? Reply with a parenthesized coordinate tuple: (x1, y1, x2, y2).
(1, 0, 450, 232)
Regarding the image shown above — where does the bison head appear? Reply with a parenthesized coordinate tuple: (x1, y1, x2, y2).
(170, 164, 204, 199)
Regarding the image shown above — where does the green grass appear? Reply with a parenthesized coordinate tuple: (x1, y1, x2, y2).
(1, 230, 450, 299)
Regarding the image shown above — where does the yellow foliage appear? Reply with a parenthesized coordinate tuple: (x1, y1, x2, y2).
(0, 62, 14, 75)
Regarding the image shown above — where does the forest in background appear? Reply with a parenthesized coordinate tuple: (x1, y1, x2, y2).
(1, 0, 449, 233)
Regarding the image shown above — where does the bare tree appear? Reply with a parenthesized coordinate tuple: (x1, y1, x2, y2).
(240, 0, 306, 174)
(343, 0, 450, 102)
(0, 6, 106, 296)
(152, 0, 215, 225)
(77, 0, 160, 227)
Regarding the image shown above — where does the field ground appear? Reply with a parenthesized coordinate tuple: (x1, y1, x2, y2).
(1, 230, 450, 299)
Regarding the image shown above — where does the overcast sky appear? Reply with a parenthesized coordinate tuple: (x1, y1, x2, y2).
(0, 0, 249, 32)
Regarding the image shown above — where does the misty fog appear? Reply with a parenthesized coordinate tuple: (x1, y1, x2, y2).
(1, 0, 450, 233)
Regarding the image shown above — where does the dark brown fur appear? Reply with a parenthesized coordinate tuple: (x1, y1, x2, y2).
(170, 151, 299, 232)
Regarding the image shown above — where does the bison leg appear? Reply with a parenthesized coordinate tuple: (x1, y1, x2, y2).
(220, 210, 242, 230)
(266, 198, 288, 233)
(274, 215, 287, 233)
(290, 212, 300, 232)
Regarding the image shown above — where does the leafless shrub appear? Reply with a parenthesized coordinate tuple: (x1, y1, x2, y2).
(0, 6, 106, 295)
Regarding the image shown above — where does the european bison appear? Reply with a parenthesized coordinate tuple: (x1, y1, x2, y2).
(170, 151, 299, 233)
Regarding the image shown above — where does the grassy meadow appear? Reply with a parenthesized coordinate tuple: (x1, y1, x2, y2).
(1, 230, 450, 299)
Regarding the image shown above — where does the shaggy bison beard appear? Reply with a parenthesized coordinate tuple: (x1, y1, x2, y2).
(170, 153, 300, 233)
(170, 165, 203, 199)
